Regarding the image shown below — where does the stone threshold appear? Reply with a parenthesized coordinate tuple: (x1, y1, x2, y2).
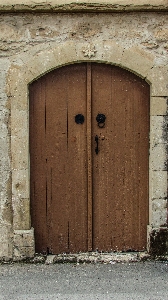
(1, 252, 168, 264)
(44, 252, 150, 264)
(25, 251, 168, 264)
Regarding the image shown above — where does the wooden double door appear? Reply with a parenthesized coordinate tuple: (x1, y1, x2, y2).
(30, 63, 149, 254)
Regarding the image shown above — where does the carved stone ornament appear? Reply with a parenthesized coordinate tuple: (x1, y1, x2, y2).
(82, 45, 97, 58)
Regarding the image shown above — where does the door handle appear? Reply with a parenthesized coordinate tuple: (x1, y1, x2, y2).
(95, 135, 99, 154)
(96, 113, 106, 128)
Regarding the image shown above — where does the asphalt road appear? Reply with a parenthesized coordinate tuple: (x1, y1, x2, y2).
(0, 261, 168, 300)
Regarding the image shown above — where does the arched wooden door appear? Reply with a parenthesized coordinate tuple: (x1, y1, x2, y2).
(29, 63, 150, 254)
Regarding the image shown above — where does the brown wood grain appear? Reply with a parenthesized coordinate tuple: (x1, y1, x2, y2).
(92, 63, 149, 251)
(87, 63, 93, 251)
(30, 64, 88, 254)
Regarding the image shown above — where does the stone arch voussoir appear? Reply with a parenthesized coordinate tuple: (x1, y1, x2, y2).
(28, 41, 155, 83)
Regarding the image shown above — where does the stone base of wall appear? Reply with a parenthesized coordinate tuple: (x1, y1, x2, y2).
(148, 227, 168, 257)
(13, 228, 35, 260)
(0, 226, 168, 260)
(10, 226, 168, 260)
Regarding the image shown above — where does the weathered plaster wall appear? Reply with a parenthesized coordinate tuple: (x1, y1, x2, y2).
(0, 13, 168, 62)
(0, 10, 167, 259)
(0, 57, 13, 259)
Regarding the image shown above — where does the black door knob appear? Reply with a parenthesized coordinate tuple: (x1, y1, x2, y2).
(96, 114, 106, 128)
(75, 114, 85, 124)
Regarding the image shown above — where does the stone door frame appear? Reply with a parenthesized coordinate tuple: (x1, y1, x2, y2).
(8, 40, 168, 258)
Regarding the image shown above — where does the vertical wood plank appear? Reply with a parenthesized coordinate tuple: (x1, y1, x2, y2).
(66, 63, 88, 253)
(45, 67, 68, 254)
(87, 63, 93, 251)
(92, 63, 114, 251)
(30, 63, 88, 254)
(29, 78, 47, 253)
(92, 63, 149, 252)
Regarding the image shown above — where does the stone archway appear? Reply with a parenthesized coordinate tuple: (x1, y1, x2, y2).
(8, 40, 168, 258)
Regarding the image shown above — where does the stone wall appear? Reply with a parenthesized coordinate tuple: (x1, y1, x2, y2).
(0, 12, 168, 59)
(0, 7, 167, 259)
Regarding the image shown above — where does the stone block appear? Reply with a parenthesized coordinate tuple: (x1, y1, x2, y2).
(11, 139, 28, 170)
(121, 46, 154, 78)
(74, 42, 100, 62)
(103, 41, 123, 66)
(53, 42, 77, 66)
(13, 228, 35, 259)
(8, 67, 29, 99)
(147, 66, 168, 96)
(150, 116, 167, 146)
(13, 198, 30, 230)
(152, 199, 167, 227)
(11, 109, 28, 170)
(150, 143, 167, 171)
(8, 66, 28, 110)
(14, 229, 34, 247)
(0, 223, 13, 259)
(150, 97, 167, 116)
(12, 169, 29, 199)
(10, 94, 28, 112)
(149, 170, 167, 199)
(13, 246, 34, 259)
(11, 110, 28, 135)
(27, 48, 59, 80)
(90, 41, 104, 62)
